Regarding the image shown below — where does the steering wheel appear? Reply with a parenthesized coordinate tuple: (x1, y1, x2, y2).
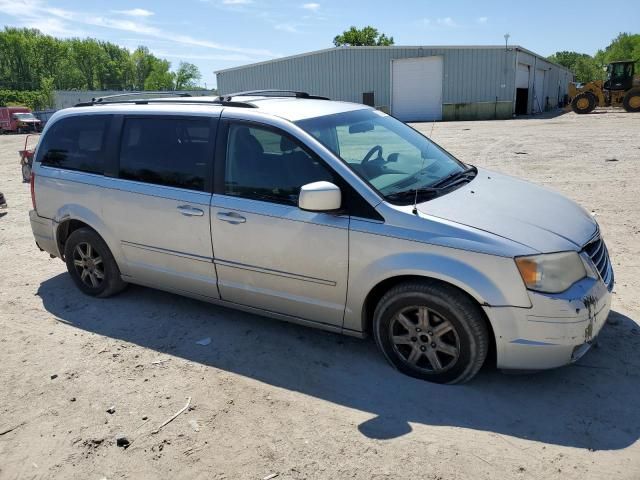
(361, 145, 383, 165)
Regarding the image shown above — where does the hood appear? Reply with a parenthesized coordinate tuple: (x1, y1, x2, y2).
(418, 167, 597, 253)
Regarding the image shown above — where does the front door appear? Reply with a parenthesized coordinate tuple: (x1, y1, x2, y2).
(210, 120, 349, 327)
(102, 114, 219, 299)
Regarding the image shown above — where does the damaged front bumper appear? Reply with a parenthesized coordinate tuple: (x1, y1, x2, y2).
(485, 274, 612, 371)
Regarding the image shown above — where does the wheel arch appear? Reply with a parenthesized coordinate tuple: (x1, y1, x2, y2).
(360, 274, 497, 367)
(54, 205, 121, 265)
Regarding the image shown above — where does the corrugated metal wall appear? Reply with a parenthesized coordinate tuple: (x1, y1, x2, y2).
(216, 46, 573, 116)
(218, 47, 517, 108)
(514, 50, 573, 113)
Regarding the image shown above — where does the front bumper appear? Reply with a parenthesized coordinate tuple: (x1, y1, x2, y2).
(485, 275, 612, 370)
(29, 210, 59, 257)
(16, 121, 40, 130)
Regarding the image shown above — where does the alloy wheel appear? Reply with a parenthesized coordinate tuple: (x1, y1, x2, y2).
(389, 305, 460, 373)
(72, 242, 105, 288)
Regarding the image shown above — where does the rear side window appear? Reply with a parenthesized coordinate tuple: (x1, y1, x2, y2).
(119, 117, 211, 191)
(39, 115, 109, 174)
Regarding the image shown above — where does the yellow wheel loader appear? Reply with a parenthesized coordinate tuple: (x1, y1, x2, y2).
(569, 60, 640, 114)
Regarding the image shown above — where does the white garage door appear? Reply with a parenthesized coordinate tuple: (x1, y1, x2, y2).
(516, 63, 530, 89)
(533, 68, 546, 113)
(392, 56, 443, 121)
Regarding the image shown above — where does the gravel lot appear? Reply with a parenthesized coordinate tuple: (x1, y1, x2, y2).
(1, 110, 639, 480)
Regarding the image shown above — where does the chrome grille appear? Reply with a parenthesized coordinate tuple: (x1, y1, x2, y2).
(583, 234, 614, 290)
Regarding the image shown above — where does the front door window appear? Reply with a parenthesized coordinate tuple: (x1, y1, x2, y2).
(224, 124, 336, 205)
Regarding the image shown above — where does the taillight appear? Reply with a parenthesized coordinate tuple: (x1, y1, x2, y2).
(30, 172, 36, 210)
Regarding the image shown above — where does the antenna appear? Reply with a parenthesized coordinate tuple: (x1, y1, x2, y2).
(504, 33, 510, 51)
(412, 119, 436, 215)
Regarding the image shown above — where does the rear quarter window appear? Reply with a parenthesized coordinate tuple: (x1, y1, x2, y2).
(38, 115, 110, 174)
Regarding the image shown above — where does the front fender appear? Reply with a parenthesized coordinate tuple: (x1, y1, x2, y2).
(343, 235, 531, 333)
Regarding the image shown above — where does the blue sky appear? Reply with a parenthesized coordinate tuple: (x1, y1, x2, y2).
(1, 0, 638, 88)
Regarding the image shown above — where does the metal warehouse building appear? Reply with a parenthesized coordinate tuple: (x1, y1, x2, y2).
(216, 45, 574, 121)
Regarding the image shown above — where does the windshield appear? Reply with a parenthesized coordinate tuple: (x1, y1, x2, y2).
(296, 109, 469, 202)
(607, 62, 632, 81)
(13, 113, 36, 120)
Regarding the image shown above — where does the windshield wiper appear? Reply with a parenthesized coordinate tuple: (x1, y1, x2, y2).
(430, 166, 477, 189)
(384, 186, 442, 203)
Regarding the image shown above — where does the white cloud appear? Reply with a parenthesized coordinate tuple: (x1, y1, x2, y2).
(0, 0, 277, 57)
(436, 17, 456, 27)
(24, 17, 83, 37)
(155, 51, 253, 62)
(302, 2, 320, 10)
(112, 8, 155, 17)
(222, 0, 253, 4)
(275, 23, 299, 33)
(476, 16, 488, 24)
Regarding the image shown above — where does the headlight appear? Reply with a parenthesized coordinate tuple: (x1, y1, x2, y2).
(515, 251, 586, 293)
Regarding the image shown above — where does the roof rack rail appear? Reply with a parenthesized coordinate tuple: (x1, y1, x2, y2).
(92, 91, 193, 103)
(218, 89, 330, 101)
(74, 98, 257, 109)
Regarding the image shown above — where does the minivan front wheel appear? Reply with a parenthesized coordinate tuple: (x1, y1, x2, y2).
(373, 282, 489, 384)
(64, 228, 127, 298)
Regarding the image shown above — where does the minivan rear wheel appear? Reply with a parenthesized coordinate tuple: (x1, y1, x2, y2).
(64, 228, 127, 298)
(373, 281, 489, 384)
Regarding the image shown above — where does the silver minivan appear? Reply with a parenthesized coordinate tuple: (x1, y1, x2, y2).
(29, 91, 613, 384)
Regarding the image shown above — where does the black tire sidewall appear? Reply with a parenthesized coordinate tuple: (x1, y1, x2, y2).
(623, 89, 640, 112)
(374, 288, 482, 384)
(572, 93, 596, 114)
(64, 228, 120, 297)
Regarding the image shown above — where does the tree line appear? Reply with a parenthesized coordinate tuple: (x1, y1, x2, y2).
(0, 27, 204, 109)
(548, 33, 639, 83)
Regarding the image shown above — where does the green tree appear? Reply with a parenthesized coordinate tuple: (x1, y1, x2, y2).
(144, 59, 174, 90)
(98, 41, 134, 90)
(333, 26, 394, 47)
(131, 46, 156, 90)
(594, 32, 640, 70)
(69, 38, 109, 89)
(40, 76, 55, 108)
(174, 62, 201, 90)
(0, 27, 39, 89)
(547, 51, 603, 83)
(550, 33, 640, 83)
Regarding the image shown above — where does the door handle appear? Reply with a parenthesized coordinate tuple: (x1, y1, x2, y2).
(217, 211, 246, 224)
(177, 205, 204, 217)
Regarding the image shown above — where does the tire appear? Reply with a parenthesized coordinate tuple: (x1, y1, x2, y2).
(373, 281, 489, 384)
(571, 92, 596, 114)
(622, 88, 640, 113)
(64, 227, 127, 298)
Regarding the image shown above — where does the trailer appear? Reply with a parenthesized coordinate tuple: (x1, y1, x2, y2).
(19, 134, 40, 182)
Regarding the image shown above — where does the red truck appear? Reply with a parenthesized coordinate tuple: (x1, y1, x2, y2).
(0, 106, 42, 133)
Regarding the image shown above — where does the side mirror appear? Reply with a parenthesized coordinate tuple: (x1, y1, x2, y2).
(298, 181, 341, 212)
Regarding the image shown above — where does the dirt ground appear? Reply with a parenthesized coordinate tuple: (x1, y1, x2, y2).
(1, 109, 639, 480)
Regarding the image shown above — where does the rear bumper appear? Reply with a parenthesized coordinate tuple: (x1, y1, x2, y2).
(485, 275, 612, 370)
(29, 210, 59, 257)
